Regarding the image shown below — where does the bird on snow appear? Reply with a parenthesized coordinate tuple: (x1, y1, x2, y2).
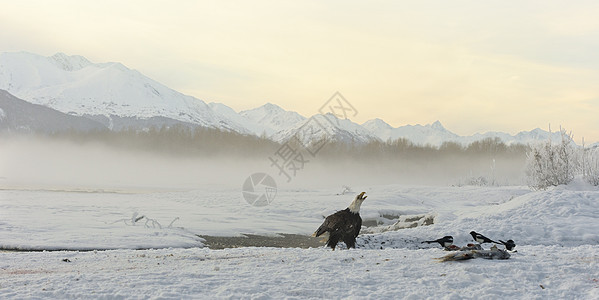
(422, 236, 454, 247)
(445, 244, 484, 251)
(499, 239, 516, 251)
(437, 244, 511, 262)
(470, 231, 499, 244)
(312, 192, 367, 250)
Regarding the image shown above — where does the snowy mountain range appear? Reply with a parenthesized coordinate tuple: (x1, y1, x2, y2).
(0, 52, 246, 133)
(0, 51, 576, 146)
(362, 119, 460, 146)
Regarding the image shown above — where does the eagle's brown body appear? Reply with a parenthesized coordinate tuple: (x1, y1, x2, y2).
(313, 192, 367, 250)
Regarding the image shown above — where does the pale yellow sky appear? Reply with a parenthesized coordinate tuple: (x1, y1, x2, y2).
(1, 1, 598, 142)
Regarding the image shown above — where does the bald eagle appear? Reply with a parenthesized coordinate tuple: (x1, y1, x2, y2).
(312, 192, 367, 250)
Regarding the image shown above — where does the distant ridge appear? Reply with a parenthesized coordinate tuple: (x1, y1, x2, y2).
(0, 51, 573, 146)
(361, 118, 565, 147)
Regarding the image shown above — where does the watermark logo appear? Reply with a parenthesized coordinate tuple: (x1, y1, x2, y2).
(242, 173, 277, 207)
(318, 91, 357, 126)
(243, 91, 357, 206)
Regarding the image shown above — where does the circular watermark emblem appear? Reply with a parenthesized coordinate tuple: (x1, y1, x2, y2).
(242, 173, 277, 206)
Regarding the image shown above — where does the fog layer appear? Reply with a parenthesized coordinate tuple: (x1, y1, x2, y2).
(0, 134, 527, 192)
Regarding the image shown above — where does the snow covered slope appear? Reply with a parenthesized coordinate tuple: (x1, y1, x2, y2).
(239, 103, 306, 137)
(208, 102, 306, 138)
(272, 113, 381, 145)
(0, 52, 247, 132)
(363, 119, 460, 146)
(208, 102, 258, 134)
(0, 89, 106, 132)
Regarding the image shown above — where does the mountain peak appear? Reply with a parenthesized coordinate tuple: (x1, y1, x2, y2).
(271, 112, 381, 145)
(363, 118, 393, 129)
(429, 120, 445, 130)
(258, 102, 284, 112)
(239, 102, 306, 137)
(49, 52, 92, 71)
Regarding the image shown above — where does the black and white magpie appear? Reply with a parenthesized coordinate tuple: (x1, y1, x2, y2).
(470, 231, 499, 244)
(499, 239, 516, 251)
(422, 235, 454, 247)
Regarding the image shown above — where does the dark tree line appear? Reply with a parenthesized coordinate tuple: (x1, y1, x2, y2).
(46, 124, 280, 158)
(319, 137, 528, 162)
(9, 125, 529, 163)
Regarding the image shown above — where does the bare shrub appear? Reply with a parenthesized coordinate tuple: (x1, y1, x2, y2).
(525, 127, 576, 190)
(582, 146, 599, 186)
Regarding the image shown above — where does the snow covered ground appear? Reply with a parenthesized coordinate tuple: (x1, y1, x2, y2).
(1, 181, 598, 298)
(2, 245, 598, 299)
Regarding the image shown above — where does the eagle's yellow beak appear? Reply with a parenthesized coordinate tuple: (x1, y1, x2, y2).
(357, 192, 367, 200)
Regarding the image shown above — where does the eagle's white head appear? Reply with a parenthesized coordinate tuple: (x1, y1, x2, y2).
(348, 192, 367, 214)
